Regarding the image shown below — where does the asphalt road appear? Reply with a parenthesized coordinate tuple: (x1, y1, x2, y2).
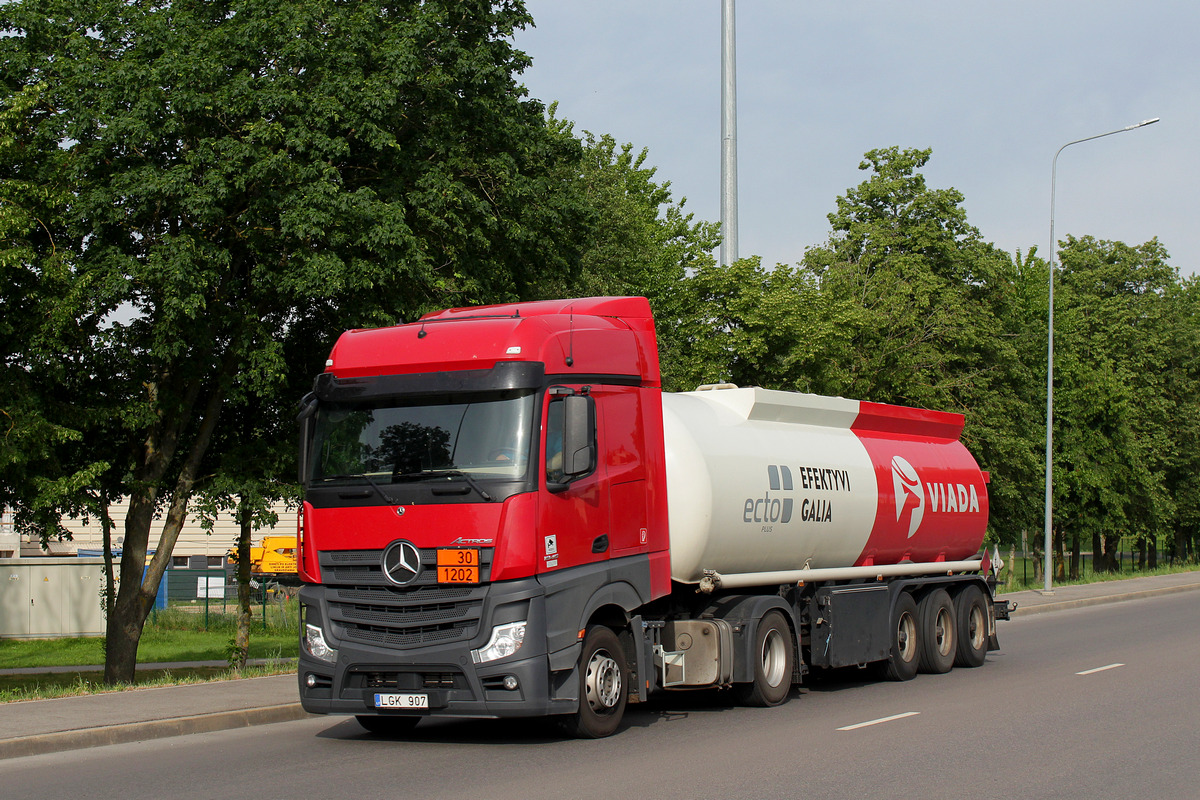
(3, 590, 1197, 800)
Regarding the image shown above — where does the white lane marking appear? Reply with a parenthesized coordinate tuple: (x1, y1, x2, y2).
(837, 712, 920, 731)
(1076, 663, 1125, 676)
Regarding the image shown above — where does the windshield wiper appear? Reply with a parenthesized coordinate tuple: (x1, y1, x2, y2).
(393, 469, 494, 502)
(323, 473, 399, 504)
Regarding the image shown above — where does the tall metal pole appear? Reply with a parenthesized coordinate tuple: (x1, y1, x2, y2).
(720, 0, 738, 266)
(1042, 117, 1159, 594)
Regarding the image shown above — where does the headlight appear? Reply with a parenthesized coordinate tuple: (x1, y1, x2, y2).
(305, 623, 338, 663)
(471, 621, 527, 664)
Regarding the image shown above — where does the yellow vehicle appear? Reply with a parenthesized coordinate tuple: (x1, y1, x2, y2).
(228, 535, 298, 577)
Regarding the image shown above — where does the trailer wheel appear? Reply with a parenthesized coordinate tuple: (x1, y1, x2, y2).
(953, 585, 988, 668)
(883, 592, 920, 681)
(918, 588, 956, 674)
(355, 715, 420, 735)
(734, 610, 794, 707)
(562, 625, 628, 738)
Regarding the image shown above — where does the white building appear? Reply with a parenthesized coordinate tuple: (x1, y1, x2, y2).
(2, 500, 297, 566)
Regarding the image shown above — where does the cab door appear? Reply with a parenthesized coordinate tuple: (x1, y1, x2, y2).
(537, 385, 610, 573)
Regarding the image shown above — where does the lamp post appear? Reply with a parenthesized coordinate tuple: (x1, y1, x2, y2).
(1042, 117, 1159, 594)
(720, 0, 738, 266)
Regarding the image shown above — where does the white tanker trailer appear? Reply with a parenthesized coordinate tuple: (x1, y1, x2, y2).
(298, 297, 1009, 738)
(663, 385, 989, 585)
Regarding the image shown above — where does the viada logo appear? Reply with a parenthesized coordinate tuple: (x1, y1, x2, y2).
(891, 455, 925, 538)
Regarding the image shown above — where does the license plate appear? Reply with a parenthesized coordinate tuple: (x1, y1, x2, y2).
(374, 693, 429, 709)
(437, 548, 479, 583)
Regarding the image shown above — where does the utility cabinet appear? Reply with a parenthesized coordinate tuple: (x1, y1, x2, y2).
(0, 558, 106, 638)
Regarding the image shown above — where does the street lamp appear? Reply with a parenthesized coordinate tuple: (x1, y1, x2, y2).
(1042, 117, 1159, 594)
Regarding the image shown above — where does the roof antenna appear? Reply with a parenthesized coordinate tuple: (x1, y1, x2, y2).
(417, 322, 427, 339)
(565, 309, 574, 367)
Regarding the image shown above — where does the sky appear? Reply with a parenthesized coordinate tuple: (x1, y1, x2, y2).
(515, 1, 1199, 275)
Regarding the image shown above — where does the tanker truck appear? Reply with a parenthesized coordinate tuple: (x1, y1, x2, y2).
(296, 296, 1007, 738)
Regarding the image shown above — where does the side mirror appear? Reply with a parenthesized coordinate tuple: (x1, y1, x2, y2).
(561, 394, 595, 477)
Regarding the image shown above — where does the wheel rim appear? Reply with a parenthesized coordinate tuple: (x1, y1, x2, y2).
(968, 603, 985, 651)
(934, 607, 953, 657)
(760, 627, 788, 687)
(897, 611, 916, 662)
(584, 649, 622, 712)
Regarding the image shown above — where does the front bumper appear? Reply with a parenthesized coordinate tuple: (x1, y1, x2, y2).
(297, 580, 576, 720)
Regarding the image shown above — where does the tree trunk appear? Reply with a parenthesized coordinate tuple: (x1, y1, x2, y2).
(103, 567, 155, 685)
(1091, 531, 1106, 573)
(1103, 533, 1122, 574)
(1006, 545, 1016, 590)
(99, 493, 115, 621)
(103, 369, 231, 685)
(232, 500, 253, 670)
(1030, 535, 1041, 583)
(1053, 527, 1066, 581)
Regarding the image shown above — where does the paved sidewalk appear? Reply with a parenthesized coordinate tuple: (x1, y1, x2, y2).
(2, 571, 1197, 760)
(0, 673, 306, 760)
(996, 569, 1200, 616)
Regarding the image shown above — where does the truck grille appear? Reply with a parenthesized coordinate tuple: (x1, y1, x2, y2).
(318, 548, 492, 650)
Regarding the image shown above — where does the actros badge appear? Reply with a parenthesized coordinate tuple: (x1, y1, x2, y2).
(381, 540, 422, 586)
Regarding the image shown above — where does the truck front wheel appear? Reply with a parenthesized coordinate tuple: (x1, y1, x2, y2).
(734, 610, 794, 707)
(563, 625, 628, 738)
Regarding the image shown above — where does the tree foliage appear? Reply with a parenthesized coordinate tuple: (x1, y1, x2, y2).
(1052, 236, 1179, 572)
(0, 0, 591, 683)
(670, 146, 1197, 564)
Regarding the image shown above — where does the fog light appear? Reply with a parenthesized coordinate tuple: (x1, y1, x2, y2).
(503, 675, 519, 691)
(306, 673, 318, 688)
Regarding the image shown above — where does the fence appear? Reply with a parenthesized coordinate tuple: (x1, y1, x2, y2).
(151, 568, 299, 632)
(1003, 532, 1185, 589)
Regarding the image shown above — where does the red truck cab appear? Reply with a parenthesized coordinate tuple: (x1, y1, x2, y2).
(297, 297, 670, 734)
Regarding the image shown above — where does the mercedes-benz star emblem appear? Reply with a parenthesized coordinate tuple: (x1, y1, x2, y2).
(381, 540, 422, 586)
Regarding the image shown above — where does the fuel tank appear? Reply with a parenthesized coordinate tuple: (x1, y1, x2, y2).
(662, 387, 989, 584)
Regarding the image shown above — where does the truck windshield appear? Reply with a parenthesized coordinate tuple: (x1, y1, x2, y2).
(309, 390, 535, 487)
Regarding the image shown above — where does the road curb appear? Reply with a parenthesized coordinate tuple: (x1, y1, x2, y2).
(0, 703, 311, 761)
(1007, 581, 1200, 617)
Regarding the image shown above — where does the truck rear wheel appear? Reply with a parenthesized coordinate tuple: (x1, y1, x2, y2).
(562, 625, 628, 739)
(734, 610, 794, 707)
(918, 588, 956, 674)
(953, 585, 988, 668)
(882, 592, 920, 681)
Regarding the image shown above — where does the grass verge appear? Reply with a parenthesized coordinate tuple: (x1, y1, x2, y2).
(997, 561, 1200, 594)
(0, 660, 298, 703)
(0, 599, 301, 702)
(0, 629, 298, 671)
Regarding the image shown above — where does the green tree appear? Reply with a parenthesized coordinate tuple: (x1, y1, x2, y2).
(1052, 236, 1177, 576)
(801, 147, 1041, 549)
(661, 256, 856, 394)
(0, 80, 126, 584)
(535, 122, 719, 303)
(1160, 276, 1200, 564)
(0, 0, 589, 683)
